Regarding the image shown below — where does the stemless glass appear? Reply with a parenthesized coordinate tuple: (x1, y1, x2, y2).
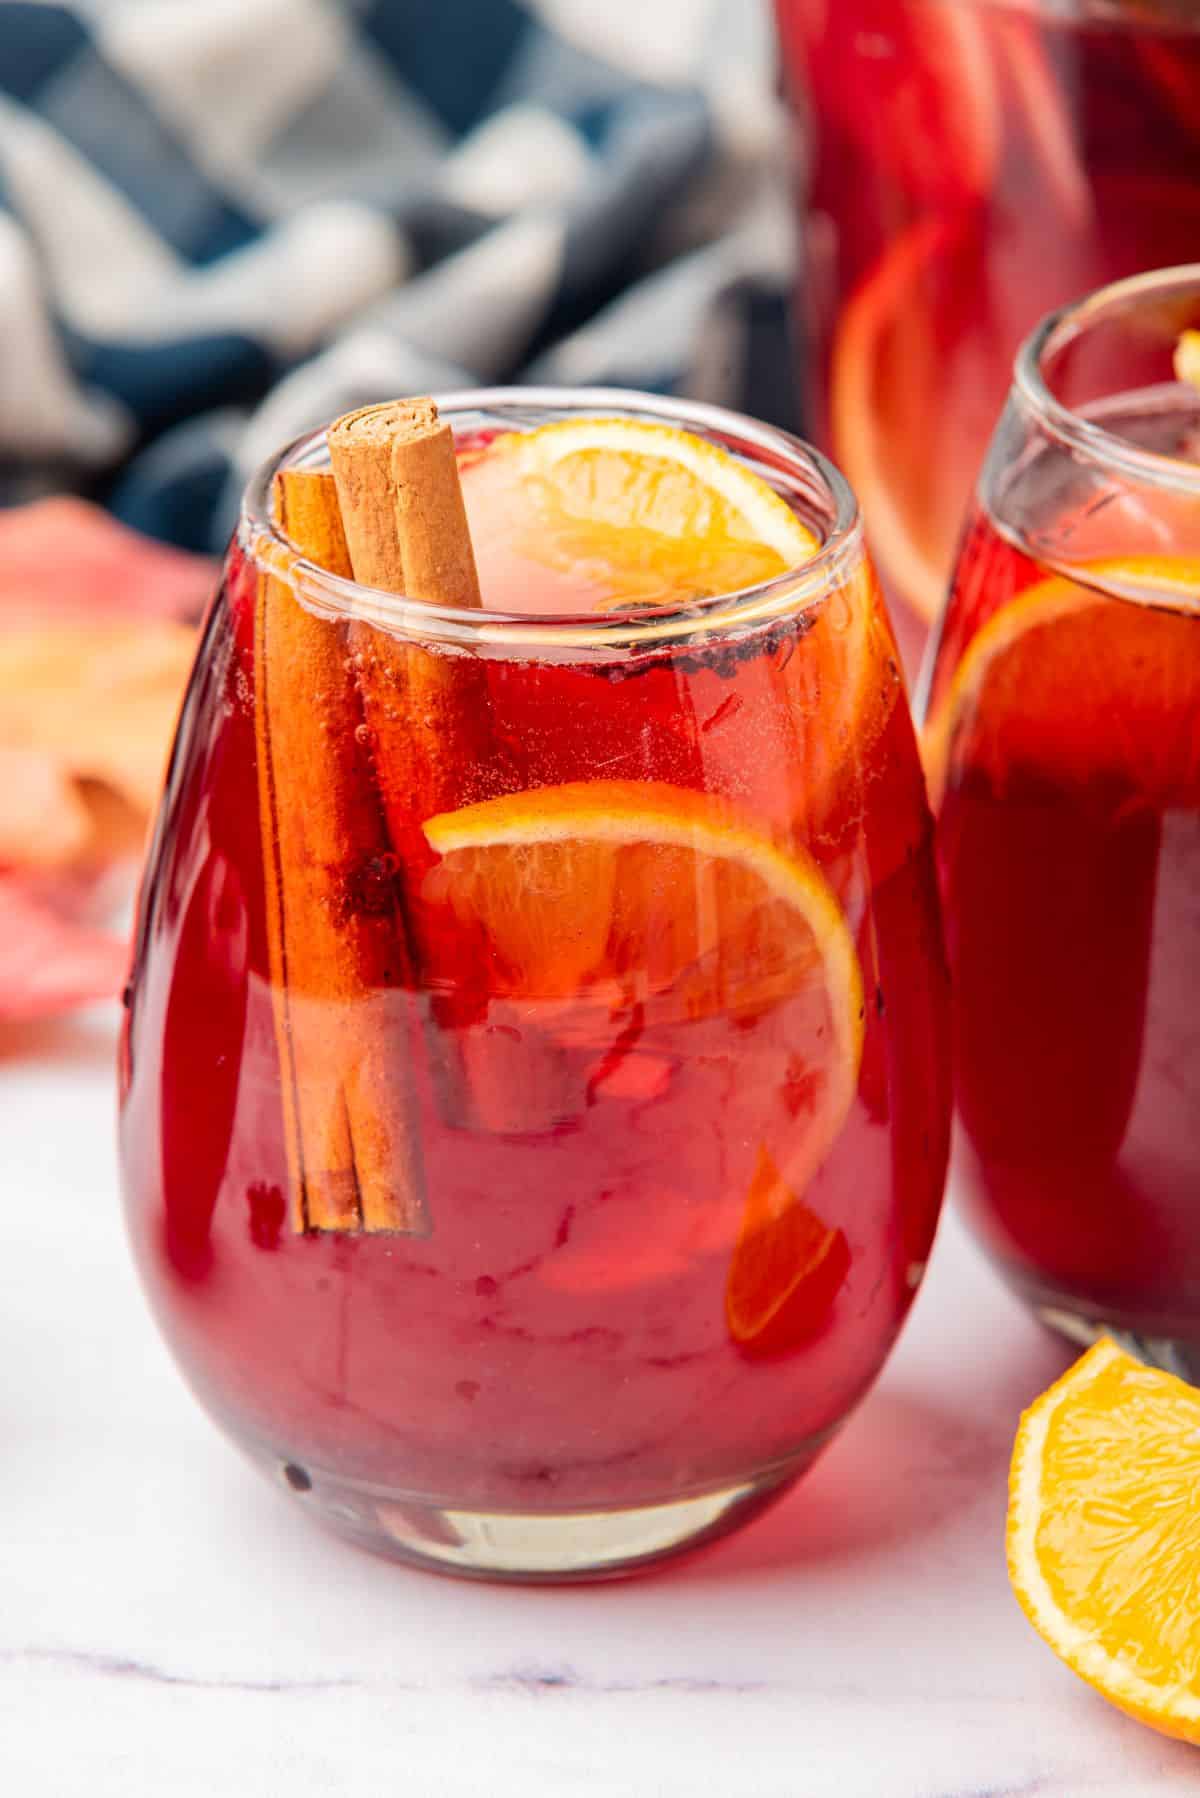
(119, 390, 949, 1580)
(774, 0, 1200, 639)
(922, 268, 1200, 1372)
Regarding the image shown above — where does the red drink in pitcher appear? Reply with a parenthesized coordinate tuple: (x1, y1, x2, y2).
(925, 270, 1200, 1365)
(775, 0, 1200, 634)
(119, 392, 949, 1578)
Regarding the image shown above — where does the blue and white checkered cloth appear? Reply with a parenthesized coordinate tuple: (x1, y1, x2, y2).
(0, 0, 797, 552)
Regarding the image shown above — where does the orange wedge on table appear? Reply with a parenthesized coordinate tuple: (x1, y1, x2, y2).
(1009, 1338, 1200, 1744)
(924, 557, 1200, 807)
(460, 415, 819, 615)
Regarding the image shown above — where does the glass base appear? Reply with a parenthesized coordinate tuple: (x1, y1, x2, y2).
(1020, 1279, 1200, 1385)
(264, 1457, 804, 1582)
(1037, 1304, 1200, 1385)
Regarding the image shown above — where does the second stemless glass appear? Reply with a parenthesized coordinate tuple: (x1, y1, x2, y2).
(775, 0, 1200, 638)
(119, 391, 949, 1580)
(923, 268, 1200, 1372)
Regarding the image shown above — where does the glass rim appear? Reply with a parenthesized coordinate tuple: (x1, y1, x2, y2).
(1013, 263, 1200, 499)
(239, 385, 861, 656)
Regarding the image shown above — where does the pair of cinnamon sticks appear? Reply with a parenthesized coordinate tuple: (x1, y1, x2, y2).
(254, 399, 486, 1236)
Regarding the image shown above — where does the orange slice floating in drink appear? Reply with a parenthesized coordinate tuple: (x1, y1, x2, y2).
(923, 557, 1200, 807)
(425, 777, 862, 1021)
(424, 778, 864, 1167)
(1008, 1337, 1200, 1745)
(460, 415, 818, 616)
(725, 1145, 850, 1357)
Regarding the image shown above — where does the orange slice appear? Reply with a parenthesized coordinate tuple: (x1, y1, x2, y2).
(459, 416, 818, 616)
(1009, 1338, 1200, 1744)
(830, 218, 971, 623)
(423, 778, 864, 1166)
(725, 1146, 850, 1356)
(924, 557, 1200, 808)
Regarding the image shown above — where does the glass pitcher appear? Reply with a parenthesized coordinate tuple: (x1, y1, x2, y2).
(775, 0, 1200, 640)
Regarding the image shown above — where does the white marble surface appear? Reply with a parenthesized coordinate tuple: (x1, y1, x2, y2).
(3, 1009, 1197, 1798)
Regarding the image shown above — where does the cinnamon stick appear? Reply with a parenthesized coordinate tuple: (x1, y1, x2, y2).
(328, 399, 497, 1078)
(329, 399, 577, 1139)
(325, 399, 496, 823)
(328, 399, 483, 610)
(255, 465, 428, 1235)
(327, 402, 491, 835)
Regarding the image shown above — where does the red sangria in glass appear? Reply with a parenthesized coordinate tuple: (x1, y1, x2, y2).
(775, 0, 1200, 638)
(923, 268, 1200, 1372)
(119, 390, 949, 1579)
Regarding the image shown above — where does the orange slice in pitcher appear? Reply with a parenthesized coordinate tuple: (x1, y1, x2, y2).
(830, 218, 980, 623)
(1009, 1338, 1200, 1745)
(725, 1146, 850, 1357)
(923, 557, 1200, 807)
(460, 416, 818, 615)
(423, 777, 864, 1132)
